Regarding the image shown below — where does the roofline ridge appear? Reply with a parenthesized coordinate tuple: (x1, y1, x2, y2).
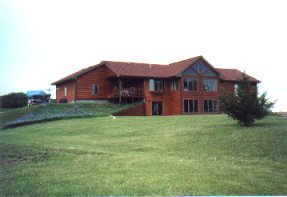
(168, 55, 202, 65)
(103, 60, 167, 66)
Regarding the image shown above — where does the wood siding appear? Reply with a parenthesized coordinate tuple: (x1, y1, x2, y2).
(219, 81, 234, 93)
(181, 75, 219, 114)
(114, 103, 145, 116)
(56, 81, 76, 102)
(76, 65, 116, 100)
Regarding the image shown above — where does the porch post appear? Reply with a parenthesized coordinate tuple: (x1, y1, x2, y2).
(118, 77, 122, 104)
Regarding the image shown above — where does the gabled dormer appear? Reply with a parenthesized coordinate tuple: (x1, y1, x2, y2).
(178, 58, 220, 93)
(181, 58, 220, 77)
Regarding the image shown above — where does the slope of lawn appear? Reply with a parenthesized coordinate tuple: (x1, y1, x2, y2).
(0, 103, 134, 129)
(0, 114, 286, 196)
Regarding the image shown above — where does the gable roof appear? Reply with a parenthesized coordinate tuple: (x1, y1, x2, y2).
(51, 64, 103, 85)
(216, 68, 260, 83)
(52, 56, 260, 85)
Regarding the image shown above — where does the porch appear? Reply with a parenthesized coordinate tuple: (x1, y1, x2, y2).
(107, 77, 144, 103)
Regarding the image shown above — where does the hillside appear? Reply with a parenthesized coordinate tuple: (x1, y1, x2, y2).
(0, 103, 134, 129)
(0, 114, 286, 196)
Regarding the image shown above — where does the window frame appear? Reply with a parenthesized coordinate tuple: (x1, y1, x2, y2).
(149, 79, 163, 92)
(183, 99, 198, 113)
(170, 79, 178, 91)
(92, 84, 99, 95)
(64, 86, 67, 97)
(183, 78, 198, 92)
(203, 78, 217, 92)
(204, 100, 218, 112)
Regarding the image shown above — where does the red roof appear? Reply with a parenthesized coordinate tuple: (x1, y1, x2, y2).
(104, 61, 167, 77)
(52, 56, 260, 85)
(216, 68, 260, 83)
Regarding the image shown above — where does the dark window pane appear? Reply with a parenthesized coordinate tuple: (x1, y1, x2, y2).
(193, 63, 200, 73)
(186, 100, 188, 113)
(158, 102, 163, 115)
(184, 79, 188, 91)
(189, 100, 193, 112)
(93, 85, 98, 95)
(183, 68, 198, 75)
(204, 100, 208, 112)
(203, 69, 216, 76)
(208, 100, 213, 112)
(195, 100, 198, 112)
(188, 80, 193, 91)
(200, 63, 208, 73)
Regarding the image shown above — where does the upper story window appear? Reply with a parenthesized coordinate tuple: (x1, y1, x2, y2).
(182, 60, 217, 77)
(149, 79, 163, 92)
(203, 79, 217, 92)
(92, 84, 99, 95)
(184, 78, 197, 91)
(64, 86, 67, 97)
(170, 80, 178, 91)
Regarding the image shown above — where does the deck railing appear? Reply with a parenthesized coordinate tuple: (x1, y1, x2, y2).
(113, 87, 143, 97)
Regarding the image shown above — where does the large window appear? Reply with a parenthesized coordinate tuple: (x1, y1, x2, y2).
(203, 79, 217, 92)
(149, 79, 163, 92)
(92, 84, 99, 95)
(184, 78, 197, 91)
(170, 80, 178, 91)
(184, 100, 198, 113)
(204, 100, 217, 112)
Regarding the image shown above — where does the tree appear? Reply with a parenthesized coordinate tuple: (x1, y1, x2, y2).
(220, 74, 275, 126)
(0, 92, 28, 108)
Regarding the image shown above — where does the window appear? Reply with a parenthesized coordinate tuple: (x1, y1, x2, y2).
(92, 84, 99, 95)
(64, 86, 67, 97)
(152, 101, 163, 115)
(149, 79, 163, 92)
(184, 78, 197, 91)
(204, 100, 217, 112)
(184, 100, 198, 113)
(202, 69, 216, 76)
(203, 79, 217, 92)
(234, 83, 239, 95)
(170, 80, 178, 91)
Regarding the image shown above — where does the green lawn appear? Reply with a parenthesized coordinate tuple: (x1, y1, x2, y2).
(0, 115, 286, 196)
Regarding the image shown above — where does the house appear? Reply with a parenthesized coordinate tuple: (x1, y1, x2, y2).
(51, 56, 260, 116)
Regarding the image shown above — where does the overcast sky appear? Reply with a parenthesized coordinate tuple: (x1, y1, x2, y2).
(0, 0, 286, 111)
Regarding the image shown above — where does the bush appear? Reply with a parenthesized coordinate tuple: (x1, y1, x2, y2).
(220, 75, 275, 126)
(59, 98, 68, 103)
(0, 92, 28, 108)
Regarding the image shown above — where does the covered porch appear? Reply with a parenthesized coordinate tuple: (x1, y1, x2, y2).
(108, 77, 144, 103)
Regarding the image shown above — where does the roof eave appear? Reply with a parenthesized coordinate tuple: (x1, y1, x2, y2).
(51, 78, 77, 85)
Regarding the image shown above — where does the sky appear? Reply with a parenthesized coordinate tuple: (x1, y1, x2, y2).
(0, 0, 286, 111)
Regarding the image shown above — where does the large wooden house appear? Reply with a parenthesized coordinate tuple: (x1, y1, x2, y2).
(52, 56, 260, 116)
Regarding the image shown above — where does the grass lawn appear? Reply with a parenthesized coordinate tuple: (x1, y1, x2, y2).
(0, 114, 286, 196)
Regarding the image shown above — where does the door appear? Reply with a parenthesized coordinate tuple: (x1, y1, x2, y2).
(152, 101, 163, 115)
